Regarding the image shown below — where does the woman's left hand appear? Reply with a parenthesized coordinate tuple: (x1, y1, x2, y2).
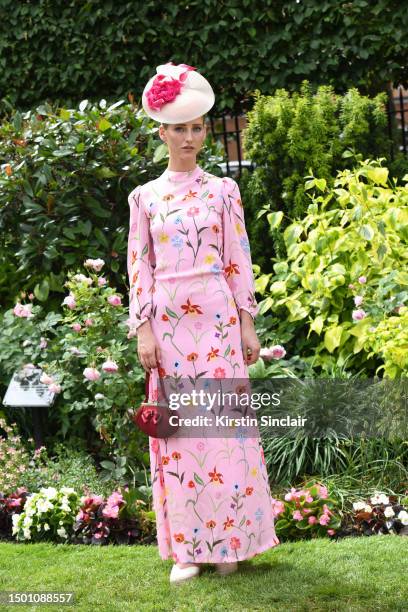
(240, 310, 261, 366)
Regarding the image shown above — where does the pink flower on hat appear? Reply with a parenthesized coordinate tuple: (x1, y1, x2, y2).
(146, 63, 196, 111)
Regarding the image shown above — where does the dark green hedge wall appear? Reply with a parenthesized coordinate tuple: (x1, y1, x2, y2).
(1, 0, 408, 115)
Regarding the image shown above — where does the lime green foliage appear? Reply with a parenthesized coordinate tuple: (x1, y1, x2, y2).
(240, 82, 407, 271)
(255, 158, 408, 376)
(365, 306, 408, 378)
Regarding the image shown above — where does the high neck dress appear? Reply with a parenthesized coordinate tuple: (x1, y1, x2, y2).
(127, 164, 280, 564)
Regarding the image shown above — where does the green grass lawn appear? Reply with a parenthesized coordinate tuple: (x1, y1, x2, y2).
(0, 536, 407, 611)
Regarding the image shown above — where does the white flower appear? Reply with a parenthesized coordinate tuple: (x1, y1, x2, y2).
(22, 516, 32, 528)
(23, 529, 31, 540)
(60, 487, 76, 495)
(352, 501, 366, 511)
(364, 504, 372, 513)
(371, 493, 389, 505)
(41, 487, 57, 499)
(57, 527, 68, 538)
(43, 523, 50, 531)
(397, 510, 408, 525)
(384, 506, 395, 518)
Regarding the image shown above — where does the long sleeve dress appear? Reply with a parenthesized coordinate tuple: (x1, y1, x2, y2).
(127, 164, 280, 564)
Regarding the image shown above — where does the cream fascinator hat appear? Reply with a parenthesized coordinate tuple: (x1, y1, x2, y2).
(142, 62, 215, 124)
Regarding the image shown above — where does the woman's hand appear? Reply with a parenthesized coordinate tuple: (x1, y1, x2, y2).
(136, 321, 162, 372)
(240, 310, 261, 366)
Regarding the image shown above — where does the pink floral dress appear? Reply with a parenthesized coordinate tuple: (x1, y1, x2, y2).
(127, 164, 280, 563)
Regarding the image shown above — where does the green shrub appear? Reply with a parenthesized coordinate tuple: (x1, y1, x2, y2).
(0, 99, 221, 312)
(241, 82, 408, 272)
(255, 157, 408, 376)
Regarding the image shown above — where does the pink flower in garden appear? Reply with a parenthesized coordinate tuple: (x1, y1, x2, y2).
(39, 337, 47, 349)
(107, 295, 122, 306)
(271, 499, 285, 517)
(358, 276, 366, 284)
(102, 504, 120, 519)
(84, 318, 94, 327)
(102, 360, 119, 373)
(318, 485, 328, 499)
(73, 274, 92, 285)
(305, 495, 314, 503)
(319, 514, 330, 526)
(84, 258, 105, 272)
(303, 508, 312, 514)
(260, 345, 287, 360)
(83, 367, 101, 381)
(327, 529, 336, 536)
(40, 373, 54, 385)
(354, 295, 364, 307)
(13, 303, 34, 318)
(63, 295, 76, 309)
(323, 504, 333, 516)
(308, 516, 317, 525)
(292, 510, 303, 521)
(348, 284, 355, 290)
(352, 309, 367, 321)
(70, 347, 82, 355)
(107, 491, 124, 506)
(48, 383, 62, 393)
(28, 293, 35, 300)
(72, 323, 81, 332)
(98, 276, 107, 286)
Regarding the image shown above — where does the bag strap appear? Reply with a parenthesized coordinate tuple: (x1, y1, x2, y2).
(144, 369, 168, 403)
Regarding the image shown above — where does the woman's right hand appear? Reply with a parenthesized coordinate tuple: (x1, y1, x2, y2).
(136, 321, 162, 372)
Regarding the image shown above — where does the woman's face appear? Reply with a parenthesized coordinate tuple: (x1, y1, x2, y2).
(159, 116, 207, 160)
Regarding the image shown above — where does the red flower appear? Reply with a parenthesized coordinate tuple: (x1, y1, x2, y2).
(188, 480, 195, 488)
(223, 516, 234, 530)
(206, 520, 216, 528)
(224, 259, 240, 278)
(162, 314, 169, 321)
(181, 298, 203, 315)
(206, 346, 219, 361)
(245, 486, 254, 496)
(172, 451, 181, 460)
(208, 466, 224, 484)
(187, 352, 199, 361)
(162, 456, 170, 465)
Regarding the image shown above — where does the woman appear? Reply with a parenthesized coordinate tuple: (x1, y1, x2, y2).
(127, 62, 280, 584)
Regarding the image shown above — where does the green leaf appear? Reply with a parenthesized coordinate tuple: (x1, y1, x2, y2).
(97, 118, 112, 131)
(366, 167, 388, 185)
(267, 211, 283, 229)
(193, 472, 204, 486)
(324, 325, 343, 353)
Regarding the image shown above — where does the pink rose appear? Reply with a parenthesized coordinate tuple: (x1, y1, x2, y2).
(83, 367, 100, 381)
(107, 295, 122, 306)
(84, 318, 94, 327)
(63, 295, 76, 309)
(352, 309, 366, 321)
(327, 529, 336, 536)
(271, 499, 285, 517)
(102, 360, 119, 373)
(292, 510, 303, 521)
(72, 323, 82, 332)
(308, 516, 317, 525)
(84, 258, 105, 272)
(98, 276, 107, 286)
(48, 383, 62, 393)
(40, 373, 54, 385)
(13, 303, 33, 318)
(260, 345, 286, 361)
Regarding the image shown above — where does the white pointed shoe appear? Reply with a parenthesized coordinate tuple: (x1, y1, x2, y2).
(215, 561, 239, 576)
(170, 563, 200, 584)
